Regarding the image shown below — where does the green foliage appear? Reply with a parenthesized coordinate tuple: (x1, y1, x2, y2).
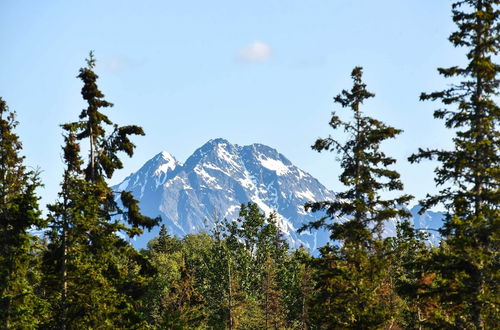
(409, 1, 499, 328)
(143, 229, 209, 329)
(307, 243, 390, 328)
(2, 1, 497, 327)
(42, 52, 160, 328)
(304, 67, 412, 243)
(387, 220, 433, 328)
(142, 204, 313, 329)
(227, 203, 289, 328)
(0, 97, 46, 328)
(301, 67, 413, 329)
(279, 247, 314, 329)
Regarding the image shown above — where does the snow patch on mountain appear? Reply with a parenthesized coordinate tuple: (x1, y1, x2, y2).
(259, 157, 290, 175)
(154, 152, 177, 175)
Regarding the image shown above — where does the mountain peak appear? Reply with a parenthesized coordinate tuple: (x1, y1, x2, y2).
(207, 137, 232, 145)
(115, 150, 179, 197)
(155, 152, 178, 175)
(159, 151, 175, 161)
(114, 139, 336, 250)
(143, 151, 178, 175)
(113, 139, 442, 251)
(191, 138, 234, 156)
(184, 138, 242, 170)
(149, 150, 176, 163)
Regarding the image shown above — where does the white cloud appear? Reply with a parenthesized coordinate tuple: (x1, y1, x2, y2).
(237, 41, 273, 63)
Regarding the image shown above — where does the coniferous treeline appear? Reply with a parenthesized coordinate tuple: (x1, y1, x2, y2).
(0, 0, 498, 328)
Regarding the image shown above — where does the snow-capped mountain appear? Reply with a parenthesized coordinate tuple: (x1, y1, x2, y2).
(114, 138, 332, 250)
(114, 138, 443, 251)
(410, 205, 444, 245)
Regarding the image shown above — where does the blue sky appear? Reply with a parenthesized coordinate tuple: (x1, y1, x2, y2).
(1, 1, 462, 210)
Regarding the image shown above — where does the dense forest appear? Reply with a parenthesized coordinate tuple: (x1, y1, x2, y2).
(0, 1, 498, 328)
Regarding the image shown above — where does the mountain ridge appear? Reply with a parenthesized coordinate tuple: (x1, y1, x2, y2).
(114, 138, 442, 250)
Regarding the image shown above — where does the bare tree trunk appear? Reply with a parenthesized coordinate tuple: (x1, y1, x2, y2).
(89, 127, 95, 182)
(60, 226, 67, 330)
(60, 179, 69, 330)
(227, 255, 234, 330)
(471, 2, 485, 328)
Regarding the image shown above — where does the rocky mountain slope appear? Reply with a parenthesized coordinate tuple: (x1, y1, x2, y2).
(114, 138, 442, 250)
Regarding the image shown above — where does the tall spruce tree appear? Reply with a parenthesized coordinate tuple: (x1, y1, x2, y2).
(303, 67, 412, 243)
(0, 97, 46, 328)
(43, 52, 160, 328)
(409, 1, 499, 328)
(301, 67, 412, 328)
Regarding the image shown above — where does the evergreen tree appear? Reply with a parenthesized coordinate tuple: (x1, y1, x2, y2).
(409, 1, 499, 328)
(203, 218, 241, 329)
(301, 67, 413, 328)
(142, 227, 181, 326)
(205, 214, 250, 329)
(143, 206, 316, 329)
(0, 97, 46, 328)
(43, 52, 160, 328)
(142, 231, 211, 328)
(156, 256, 205, 329)
(280, 247, 314, 329)
(261, 254, 285, 329)
(387, 220, 431, 328)
(202, 203, 291, 329)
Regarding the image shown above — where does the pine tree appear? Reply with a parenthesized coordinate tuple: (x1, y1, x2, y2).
(157, 255, 206, 328)
(42, 128, 90, 327)
(304, 67, 412, 241)
(297, 252, 313, 330)
(387, 220, 431, 328)
(301, 67, 413, 328)
(43, 52, 160, 328)
(156, 224, 170, 253)
(202, 204, 290, 328)
(0, 97, 46, 328)
(279, 247, 313, 329)
(409, 1, 499, 327)
(205, 216, 247, 329)
(261, 254, 285, 329)
(142, 228, 182, 327)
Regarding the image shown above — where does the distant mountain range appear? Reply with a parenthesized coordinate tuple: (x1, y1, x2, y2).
(113, 138, 443, 251)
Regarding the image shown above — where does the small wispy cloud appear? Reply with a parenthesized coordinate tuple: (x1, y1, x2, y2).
(237, 41, 273, 63)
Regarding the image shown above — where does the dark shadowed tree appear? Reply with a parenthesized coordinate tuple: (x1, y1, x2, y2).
(409, 1, 499, 328)
(0, 97, 46, 328)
